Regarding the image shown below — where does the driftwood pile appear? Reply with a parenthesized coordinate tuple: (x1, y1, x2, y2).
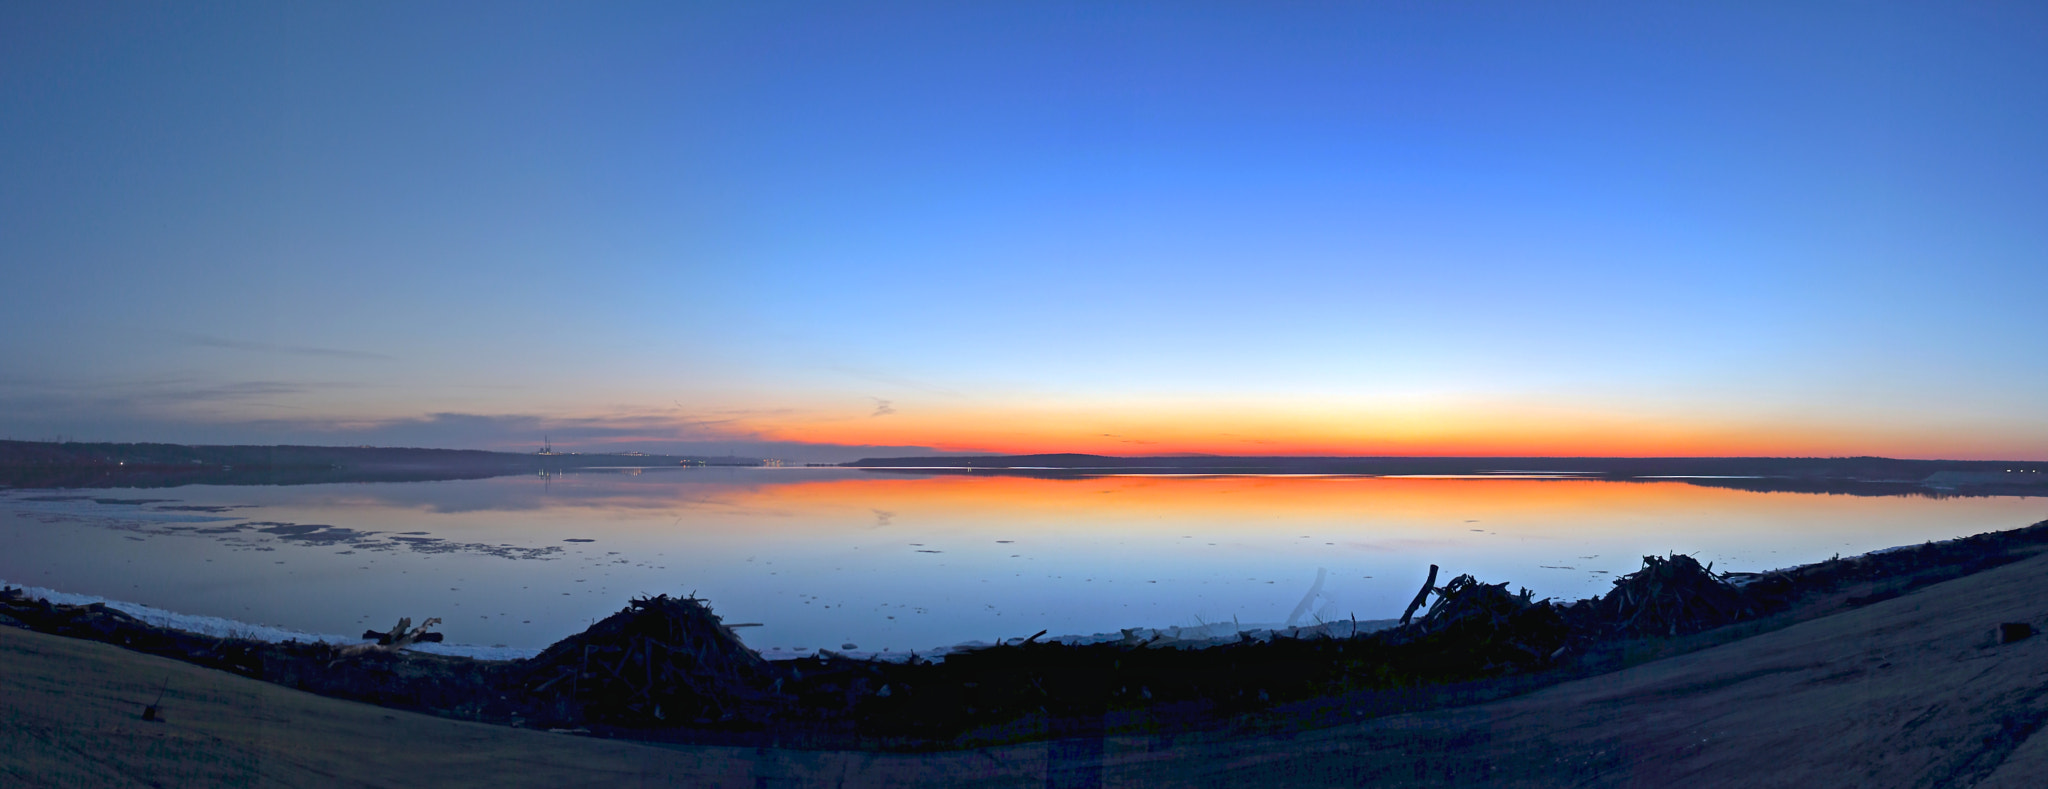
(1413, 575, 1539, 635)
(1569, 554, 1753, 638)
(1395, 573, 1569, 672)
(509, 595, 781, 727)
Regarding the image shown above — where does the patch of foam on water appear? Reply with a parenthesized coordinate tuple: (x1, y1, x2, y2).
(0, 579, 539, 662)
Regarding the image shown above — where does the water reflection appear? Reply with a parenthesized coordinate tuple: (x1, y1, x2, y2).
(2, 468, 2042, 656)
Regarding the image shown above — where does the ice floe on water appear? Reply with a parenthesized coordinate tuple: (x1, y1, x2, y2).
(0, 493, 245, 524)
(2, 496, 566, 561)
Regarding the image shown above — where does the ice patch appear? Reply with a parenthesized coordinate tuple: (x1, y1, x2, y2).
(1, 494, 239, 524)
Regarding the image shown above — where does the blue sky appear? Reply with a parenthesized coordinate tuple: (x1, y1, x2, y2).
(3, 2, 2044, 460)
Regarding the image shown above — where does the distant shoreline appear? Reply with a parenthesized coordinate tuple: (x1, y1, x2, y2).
(845, 453, 2048, 497)
(0, 439, 764, 489)
(3, 440, 2043, 496)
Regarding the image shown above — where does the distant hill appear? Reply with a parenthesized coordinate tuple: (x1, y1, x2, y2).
(843, 454, 2048, 495)
(0, 440, 761, 489)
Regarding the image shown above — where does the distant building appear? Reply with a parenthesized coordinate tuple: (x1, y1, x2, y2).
(1924, 470, 2046, 487)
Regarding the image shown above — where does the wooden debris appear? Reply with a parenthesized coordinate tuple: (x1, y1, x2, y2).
(1574, 554, 1749, 638)
(510, 595, 779, 727)
(1392, 572, 1569, 673)
(361, 618, 445, 645)
(332, 617, 444, 661)
(141, 676, 169, 722)
(1400, 564, 1440, 626)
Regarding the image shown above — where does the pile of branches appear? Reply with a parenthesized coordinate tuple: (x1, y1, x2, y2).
(1568, 554, 1752, 638)
(1412, 575, 1540, 636)
(1388, 574, 1569, 674)
(507, 595, 782, 728)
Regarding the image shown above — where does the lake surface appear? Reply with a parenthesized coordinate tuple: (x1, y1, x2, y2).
(3, 468, 2043, 657)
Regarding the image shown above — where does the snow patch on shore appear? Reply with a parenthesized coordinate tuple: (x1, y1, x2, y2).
(0, 580, 540, 661)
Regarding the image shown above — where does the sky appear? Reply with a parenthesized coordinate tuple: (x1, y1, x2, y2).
(3, 1, 2045, 462)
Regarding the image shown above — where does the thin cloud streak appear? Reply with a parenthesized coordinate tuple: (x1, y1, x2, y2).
(0, 375, 324, 414)
(180, 333, 392, 361)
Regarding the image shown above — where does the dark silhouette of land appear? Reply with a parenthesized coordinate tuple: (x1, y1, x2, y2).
(846, 453, 2048, 496)
(4, 441, 2042, 496)
(0, 440, 761, 489)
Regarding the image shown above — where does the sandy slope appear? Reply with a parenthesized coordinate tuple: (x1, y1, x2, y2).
(5, 551, 2047, 788)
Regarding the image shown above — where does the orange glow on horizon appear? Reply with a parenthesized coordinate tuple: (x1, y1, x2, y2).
(697, 401, 2023, 460)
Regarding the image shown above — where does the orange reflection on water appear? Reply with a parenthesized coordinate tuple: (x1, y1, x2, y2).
(642, 473, 1984, 540)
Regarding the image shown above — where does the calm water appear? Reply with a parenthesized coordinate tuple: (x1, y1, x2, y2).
(2, 468, 2042, 656)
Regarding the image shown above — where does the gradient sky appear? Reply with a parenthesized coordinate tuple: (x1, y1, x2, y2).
(4, 2, 2045, 461)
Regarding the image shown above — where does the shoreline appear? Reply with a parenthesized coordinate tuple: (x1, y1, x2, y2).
(10, 478, 2043, 661)
(6, 517, 2046, 753)
(0, 578, 1408, 664)
(0, 517, 2018, 665)
(7, 528, 2047, 786)
(0, 522, 2004, 666)
(6, 440, 2046, 498)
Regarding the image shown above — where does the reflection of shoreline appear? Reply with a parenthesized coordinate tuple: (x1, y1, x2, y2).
(6, 439, 2042, 498)
(848, 454, 2048, 498)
